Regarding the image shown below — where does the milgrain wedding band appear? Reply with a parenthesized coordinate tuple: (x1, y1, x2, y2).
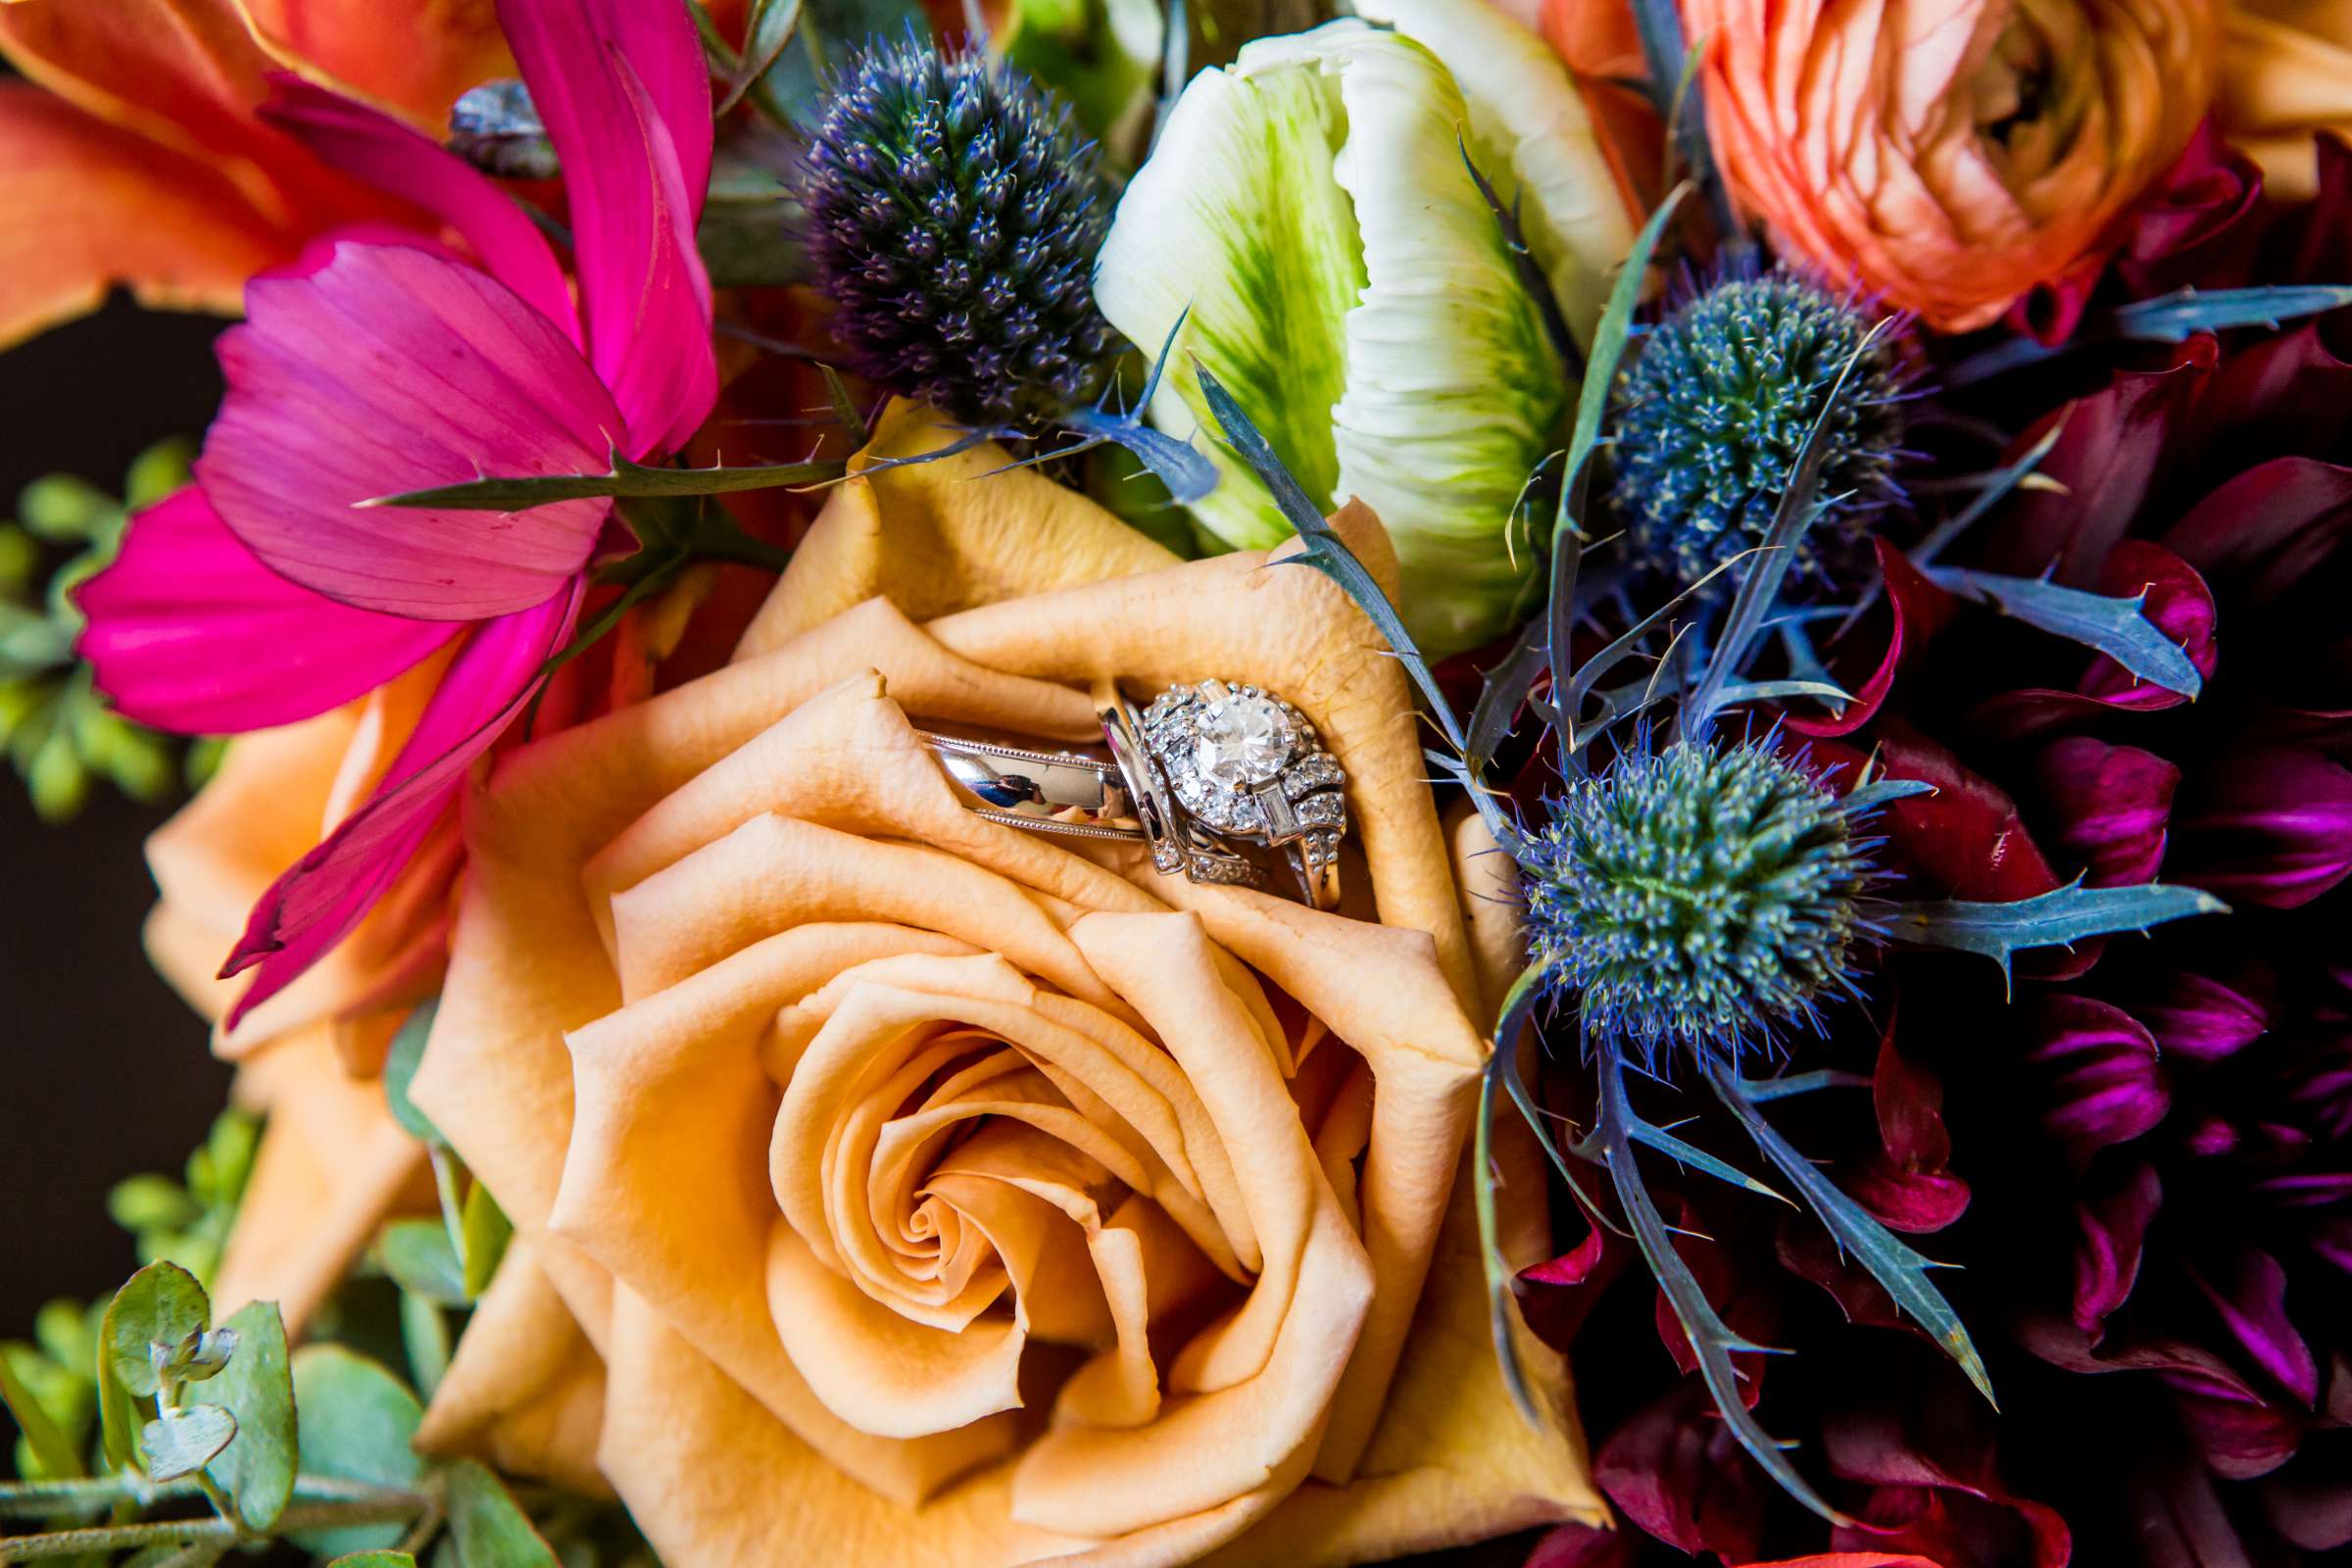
(919, 679, 1349, 911)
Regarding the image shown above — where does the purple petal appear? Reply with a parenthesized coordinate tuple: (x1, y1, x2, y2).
(2071, 1160, 2162, 1339)
(500, 0, 714, 455)
(198, 241, 620, 620)
(74, 487, 455, 734)
(2185, 1249, 2323, 1407)
(2025, 996, 2171, 1166)
(2031, 736, 2180, 886)
(2173, 747, 2352, 908)
(220, 580, 583, 1027)
(2136, 971, 2271, 1063)
(260, 76, 576, 340)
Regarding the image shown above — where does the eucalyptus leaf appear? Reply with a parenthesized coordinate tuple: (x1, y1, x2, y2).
(1892, 881, 2228, 989)
(445, 1460, 562, 1568)
(1925, 564, 2203, 700)
(287, 1347, 424, 1559)
(381, 1000, 444, 1146)
(103, 1262, 209, 1398)
(328, 1555, 419, 1567)
(0, 1336, 82, 1479)
(158, 1326, 237, 1387)
(139, 1405, 236, 1482)
(375, 1220, 468, 1308)
(188, 1301, 295, 1533)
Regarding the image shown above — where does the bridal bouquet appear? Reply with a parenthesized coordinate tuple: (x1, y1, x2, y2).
(3, 0, 2349, 1563)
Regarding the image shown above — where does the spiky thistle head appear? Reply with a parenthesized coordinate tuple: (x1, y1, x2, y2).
(802, 35, 1120, 431)
(1609, 269, 1910, 588)
(1523, 738, 1878, 1064)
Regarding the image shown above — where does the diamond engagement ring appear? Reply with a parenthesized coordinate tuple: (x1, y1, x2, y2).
(921, 679, 1348, 911)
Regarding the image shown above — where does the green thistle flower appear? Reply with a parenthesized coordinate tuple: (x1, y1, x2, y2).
(1610, 270, 1909, 587)
(803, 35, 1118, 430)
(1524, 738, 1878, 1061)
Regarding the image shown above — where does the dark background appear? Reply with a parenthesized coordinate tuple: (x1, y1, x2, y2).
(0, 301, 232, 1336)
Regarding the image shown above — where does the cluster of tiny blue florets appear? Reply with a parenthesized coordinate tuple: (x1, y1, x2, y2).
(1523, 739, 1876, 1064)
(802, 36, 1118, 430)
(1610, 270, 1909, 588)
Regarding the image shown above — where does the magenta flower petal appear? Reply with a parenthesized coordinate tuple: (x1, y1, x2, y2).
(2173, 746, 2352, 908)
(499, 0, 714, 455)
(2032, 736, 2180, 886)
(2184, 1248, 2323, 1407)
(220, 579, 583, 1027)
(2135, 972, 2271, 1063)
(74, 486, 458, 734)
(260, 76, 576, 338)
(2071, 1160, 2162, 1338)
(2026, 996, 2171, 1166)
(198, 241, 621, 620)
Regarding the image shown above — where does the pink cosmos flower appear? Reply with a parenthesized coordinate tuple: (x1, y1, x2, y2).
(75, 0, 715, 1027)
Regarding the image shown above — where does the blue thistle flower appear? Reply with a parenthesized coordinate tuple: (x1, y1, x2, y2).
(1523, 738, 1878, 1064)
(802, 35, 1120, 431)
(1609, 270, 1909, 588)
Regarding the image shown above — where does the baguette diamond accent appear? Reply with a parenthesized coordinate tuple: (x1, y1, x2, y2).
(1131, 679, 1348, 906)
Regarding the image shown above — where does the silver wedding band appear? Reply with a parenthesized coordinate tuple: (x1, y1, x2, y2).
(921, 680, 1348, 911)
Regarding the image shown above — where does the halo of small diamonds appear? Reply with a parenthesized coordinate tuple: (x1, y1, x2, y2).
(1139, 680, 1348, 880)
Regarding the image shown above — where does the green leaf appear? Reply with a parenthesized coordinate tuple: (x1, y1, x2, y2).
(287, 1346, 424, 1559)
(716, 0, 803, 115)
(398, 1294, 452, 1403)
(368, 452, 841, 511)
(139, 1404, 236, 1482)
(0, 1334, 83, 1479)
(459, 1183, 514, 1300)
(376, 1220, 468, 1308)
(1709, 1063, 1995, 1407)
(188, 1301, 295, 1532)
(1892, 882, 2229, 990)
(445, 1460, 562, 1568)
(96, 1347, 138, 1472)
(328, 1555, 419, 1568)
(1924, 565, 2203, 700)
(161, 1326, 238, 1386)
(103, 1262, 210, 1398)
(106, 1176, 201, 1237)
(381, 1000, 444, 1146)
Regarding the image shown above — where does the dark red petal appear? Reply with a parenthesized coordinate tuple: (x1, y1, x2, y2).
(2029, 736, 2180, 886)
(1595, 1380, 1772, 1561)
(2172, 746, 2352, 908)
(2071, 1160, 2163, 1339)
(2025, 997, 2171, 1167)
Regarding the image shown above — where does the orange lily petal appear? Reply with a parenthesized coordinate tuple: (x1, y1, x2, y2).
(231, 0, 512, 128)
(0, 83, 291, 345)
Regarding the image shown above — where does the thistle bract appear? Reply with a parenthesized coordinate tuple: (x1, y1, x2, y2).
(1611, 270, 1907, 587)
(803, 37, 1118, 430)
(1525, 740, 1874, 1061)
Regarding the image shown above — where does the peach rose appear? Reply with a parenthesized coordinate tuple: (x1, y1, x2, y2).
(1685, 0, 2224, 329)
(403, 403, 1599, 1564)
(2220, 0, 2352, 197)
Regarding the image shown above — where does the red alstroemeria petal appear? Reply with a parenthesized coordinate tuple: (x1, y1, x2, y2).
(199, 240, 619, 620)
(220, 578, 583, 1026)
(75, 485, 457, 733)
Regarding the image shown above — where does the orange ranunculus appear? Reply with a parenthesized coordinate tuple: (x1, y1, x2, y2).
(1682, 0, 2224, 331)
(2220, 0, 2352, 197)
(0, 0, 507, 348)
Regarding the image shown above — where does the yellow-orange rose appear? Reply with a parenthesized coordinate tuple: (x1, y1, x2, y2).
(2220, 0, 2352, 197)
(1687, 0, 2224, 330)
(404, 404, 1599, 1565)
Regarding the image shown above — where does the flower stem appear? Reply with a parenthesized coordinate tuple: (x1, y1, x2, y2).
(0, 1494, 421, 1560)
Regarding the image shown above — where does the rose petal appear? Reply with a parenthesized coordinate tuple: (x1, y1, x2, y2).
(498, 0, 714, 454)
(76, 486, 457, 734)
(199, 240, 619, 619)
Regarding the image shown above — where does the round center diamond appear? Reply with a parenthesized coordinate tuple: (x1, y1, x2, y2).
(1192, 691, 1292, 789)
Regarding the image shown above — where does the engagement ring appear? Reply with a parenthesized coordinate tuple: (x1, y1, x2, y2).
(922, 679, 1348, 911)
